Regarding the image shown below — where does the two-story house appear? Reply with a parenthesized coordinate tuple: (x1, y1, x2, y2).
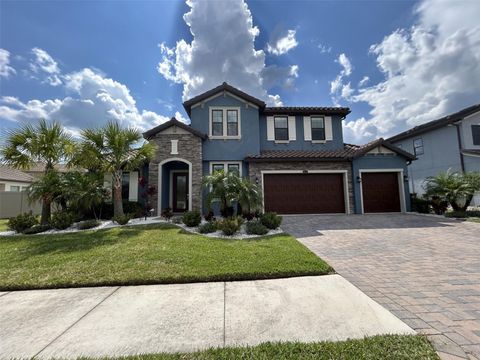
(143, 82, 415, 215)
(387, 104, 480, 206)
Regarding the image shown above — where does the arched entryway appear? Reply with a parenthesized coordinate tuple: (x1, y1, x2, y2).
(158, 158, 193, 213)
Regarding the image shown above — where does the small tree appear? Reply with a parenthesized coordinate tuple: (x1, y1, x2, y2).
(74, 121, 155, 218)
(203, 171, 261, 217)
(424, 170, 480, 211)
(1, 119, 75, 224)
(27, 170, 64, 219)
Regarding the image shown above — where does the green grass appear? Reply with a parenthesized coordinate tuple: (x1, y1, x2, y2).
(78, 335, 439, 360)
(0, 223, 332, 290)
(0, 219, 8, 232)
(467, 217, 480, 223)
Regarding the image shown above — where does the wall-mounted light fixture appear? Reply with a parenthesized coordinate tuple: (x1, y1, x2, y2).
(356, 176, 362, 183)
(404, 175, 409, 182)
(255, 176, 259, 185)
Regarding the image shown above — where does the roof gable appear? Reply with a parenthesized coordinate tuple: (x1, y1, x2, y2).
(183, 82, 266, 115)
(143, 117, 207, 140)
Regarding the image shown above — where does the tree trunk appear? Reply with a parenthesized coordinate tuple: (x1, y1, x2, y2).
(41, 197, 51, 225)
(112, 170, 124, 218)
(460, 194, 473, 212)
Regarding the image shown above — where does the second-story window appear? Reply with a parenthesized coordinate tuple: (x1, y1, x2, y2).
(413, 138, 424, 156)
(311, 116, 325, 141)
(472, 125, 480, 145)
(274, 116, 289, 141)
(212, 110, 223, 136)
(227, 110, 238, 136)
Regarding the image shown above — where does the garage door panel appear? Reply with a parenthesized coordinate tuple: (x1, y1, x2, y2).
(362, 172, 401, 213)
(264, 173, 345, 214)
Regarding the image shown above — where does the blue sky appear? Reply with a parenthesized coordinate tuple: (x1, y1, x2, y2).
(1, 0, 479, 144)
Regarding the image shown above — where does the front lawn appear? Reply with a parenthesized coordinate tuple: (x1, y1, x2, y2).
(78, 335, 439, 360)
(0, 223, 332, 290)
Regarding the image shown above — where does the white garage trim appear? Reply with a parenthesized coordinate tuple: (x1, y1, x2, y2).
(358, 168, 406, 214)
(260, 170, 350, 215)
(158, 158, 193, 214)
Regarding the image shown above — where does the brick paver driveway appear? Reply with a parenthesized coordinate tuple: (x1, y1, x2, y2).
(282, 213, 480, 360)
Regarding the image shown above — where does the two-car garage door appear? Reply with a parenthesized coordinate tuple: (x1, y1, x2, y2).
(263, 173, 346, 214)
(263, 171, 403, 214)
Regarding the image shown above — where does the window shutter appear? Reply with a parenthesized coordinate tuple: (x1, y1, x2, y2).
(267, 116, 274, 141)
(303, 116, 312, 141)
(128, 171, 139, 201)
(288, 116, 296, 141)
(325, 116, 333, 141)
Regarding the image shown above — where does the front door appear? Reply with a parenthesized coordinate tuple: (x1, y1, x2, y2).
(172, 172, 188, 212)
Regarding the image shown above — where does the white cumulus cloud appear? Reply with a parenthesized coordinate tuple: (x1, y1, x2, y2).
(0, 49, 16, 78)
(157, 0, 297, 106)
(330, 53, 353, 105)
(1, 52, 175, 134)
(345, 0, 480, 143)
(30, 47, 62, 86)
(267, 29, 298, 56)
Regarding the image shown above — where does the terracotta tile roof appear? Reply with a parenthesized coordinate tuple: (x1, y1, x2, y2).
(245, 139, 416, 162)
(263, 106, 350, 116)
(23, 162, 71, 173)
(0, 165, 35, 182)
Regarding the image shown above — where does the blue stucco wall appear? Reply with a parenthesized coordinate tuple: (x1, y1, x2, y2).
(189, 94, 261, 160)
(259, 114, 345, 151)
(352, 155, 411, 213)
(391, 125, 462, 195)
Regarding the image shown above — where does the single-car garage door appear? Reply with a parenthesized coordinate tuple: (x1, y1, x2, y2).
(361, 172, 401, 213)
(263, 173, 346, 214)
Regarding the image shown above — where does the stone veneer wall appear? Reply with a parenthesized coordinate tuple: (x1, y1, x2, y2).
(248, 161, 355, 214)
(148, 132, 203, 214)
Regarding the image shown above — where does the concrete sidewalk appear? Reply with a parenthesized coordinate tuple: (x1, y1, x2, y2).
(0, 275, 414, 359)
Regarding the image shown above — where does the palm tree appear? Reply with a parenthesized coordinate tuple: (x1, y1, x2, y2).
(27, 170, 64, 220)
(236, 177, 262, 216)
(203, 170, 239, 217)
(0, 119, 75, 224)
(74, 121, 155, 217)
(424, 169, 471, 211)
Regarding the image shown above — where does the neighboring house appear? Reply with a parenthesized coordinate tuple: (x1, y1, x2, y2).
(387, 104, 480, 206)
(22, 162, 72, 179)
(0, 165, 35, 192)
(143, 82, 415, 215)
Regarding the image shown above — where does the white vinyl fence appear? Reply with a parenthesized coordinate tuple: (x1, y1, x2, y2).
(0, 191, 42, 219)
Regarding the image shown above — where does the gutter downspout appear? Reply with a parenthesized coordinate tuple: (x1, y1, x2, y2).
(454, 123, 465, 173)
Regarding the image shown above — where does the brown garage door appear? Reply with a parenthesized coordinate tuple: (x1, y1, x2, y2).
(362, 172, 401, 213)
(263, 173, 345, 214)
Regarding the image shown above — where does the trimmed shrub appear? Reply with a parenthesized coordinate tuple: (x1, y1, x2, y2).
(242, 212, 256, 221)
(23, 224, 51, 235)
(123, 201, 144, 218)
(77, 219, 101, 230)
(445, 211, 467, 218)
(411, 195, 430, 214)
(218, 217, 242, 236)
(113, 214, 130, 225)
(7, 212, 38, 233)
(260, 212, 282, 230)
(50, 212, 75, 230)
(182, 211, 201, 227)
(198, 221, 217, 234)
(466, 210, 480, 217)
(161, 208, 173, 221)
(246, 220, 268, 235)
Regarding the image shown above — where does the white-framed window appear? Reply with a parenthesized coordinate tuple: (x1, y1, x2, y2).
(10, 185, 20, 192)
(311, 116, 325, 141)
(413, 138, 424, 156)
(274, 116, 289, 141)
(209, 107, 241, 139)
(472, 125, 480, 146)
(210, 161, 242, 176)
